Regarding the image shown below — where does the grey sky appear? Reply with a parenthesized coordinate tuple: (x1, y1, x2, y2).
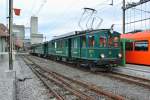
(0, 0, 144, 40)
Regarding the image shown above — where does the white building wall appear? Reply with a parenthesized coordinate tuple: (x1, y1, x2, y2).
(30, 16, 38, 35)
(31, 34, 43, 44)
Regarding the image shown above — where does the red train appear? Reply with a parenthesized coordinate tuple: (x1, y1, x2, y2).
(121, 30, 150, 65)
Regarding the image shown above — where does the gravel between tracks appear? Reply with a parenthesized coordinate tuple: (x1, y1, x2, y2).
(30, 56, 150, 100)
(16, 57, 50, 100)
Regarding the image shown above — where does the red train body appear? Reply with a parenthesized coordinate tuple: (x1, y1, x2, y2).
(121, 30, 150, 65)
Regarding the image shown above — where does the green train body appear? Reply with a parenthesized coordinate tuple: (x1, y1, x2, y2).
(31, 29, 122, 70)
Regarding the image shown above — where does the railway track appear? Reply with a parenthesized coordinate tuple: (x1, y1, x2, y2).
(104, 72, 150, 89)
(23, 56, 125, 100)
(30, 55, 150, 90)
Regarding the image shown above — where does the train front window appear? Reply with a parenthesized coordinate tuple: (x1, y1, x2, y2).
(114, 37, 119, 47)
(108, 37, 113, 47)
(108, 36, 119, 47)
(88, 35, 95, 47)
(99, 36, 106, 47)
(135, 40, 148, 51)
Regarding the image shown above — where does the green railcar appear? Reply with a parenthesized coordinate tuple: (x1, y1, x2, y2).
(31, 43, 44, 56)
(70, 29, 122, 68)
(31, 29, 122, 70)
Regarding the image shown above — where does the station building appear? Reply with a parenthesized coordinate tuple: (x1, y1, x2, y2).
(0, 23, 8, 53)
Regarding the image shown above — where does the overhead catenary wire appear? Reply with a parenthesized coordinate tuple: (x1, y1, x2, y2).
(33, 0, 47, 16)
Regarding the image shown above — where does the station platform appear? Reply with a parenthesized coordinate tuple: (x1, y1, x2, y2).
(0, 54, 17, 100)
(116, 64, 150, 79)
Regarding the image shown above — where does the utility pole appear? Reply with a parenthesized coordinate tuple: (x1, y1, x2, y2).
(8, 0, 13, 70)
(122, 0, 126, 66)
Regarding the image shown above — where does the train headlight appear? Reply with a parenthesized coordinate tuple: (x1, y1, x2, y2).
(118, 53, 122, 58)
(100, 54, 105, 58)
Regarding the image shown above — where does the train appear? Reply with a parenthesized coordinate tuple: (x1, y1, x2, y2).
(31, 29, 122, 71)
(121, 30, 150, 66)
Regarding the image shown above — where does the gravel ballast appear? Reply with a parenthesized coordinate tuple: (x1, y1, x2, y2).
(29, 56, 150, 100)
(16, 57, 50, 100)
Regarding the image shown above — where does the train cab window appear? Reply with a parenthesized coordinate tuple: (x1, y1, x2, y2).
(135, 40, 148, 51)
(125, 42, 133, 51)
(81, 35, 86, 48)
(114, 37, 119, 47)
(108, 37, 113, 47)
(99, 36, 106, 47)
(88, 35, 95, 47)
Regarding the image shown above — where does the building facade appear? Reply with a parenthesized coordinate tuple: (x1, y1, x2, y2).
(30, 16, 38, 35)
(0, 23, 8, 53)
(30, 16, 43, 44)
(13, 24, 25, 49)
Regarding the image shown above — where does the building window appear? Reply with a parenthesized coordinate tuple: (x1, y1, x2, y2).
(126, 42, 133, 51)
(88, 35, 94, 47)
(135, 40, 148, 51)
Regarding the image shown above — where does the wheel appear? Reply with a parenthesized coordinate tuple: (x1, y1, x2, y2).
(89, 63, 97, 72)
(76, 61, 81, 67)
(105, 65, 113, 72)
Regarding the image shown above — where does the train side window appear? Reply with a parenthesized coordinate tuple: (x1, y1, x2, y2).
(125, 42, 133, 51)
(81, 35, 86, 48)
(74, 39, 78, 48)
(72, 38, 77, 48)
(55, 42, 57, 48)
(88, 35, 94, 47)
(99, 36, 106, 47)
(135, 40, 148, 51)
(52, 42, 55, 48)
(62, 40, 65, 48)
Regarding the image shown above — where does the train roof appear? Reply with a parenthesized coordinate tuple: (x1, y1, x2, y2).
(121, 30, 150, 40)
(52, 29, 119, 40)
(52, 31, 80, 40)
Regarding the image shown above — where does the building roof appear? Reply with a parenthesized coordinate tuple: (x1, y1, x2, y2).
(0, 23, 9, 37)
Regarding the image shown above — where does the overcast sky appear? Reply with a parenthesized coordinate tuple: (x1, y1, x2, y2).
(0, 0, 141, 40)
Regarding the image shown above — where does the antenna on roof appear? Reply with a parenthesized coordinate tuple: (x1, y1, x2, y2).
(110, 24, 114, 34)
